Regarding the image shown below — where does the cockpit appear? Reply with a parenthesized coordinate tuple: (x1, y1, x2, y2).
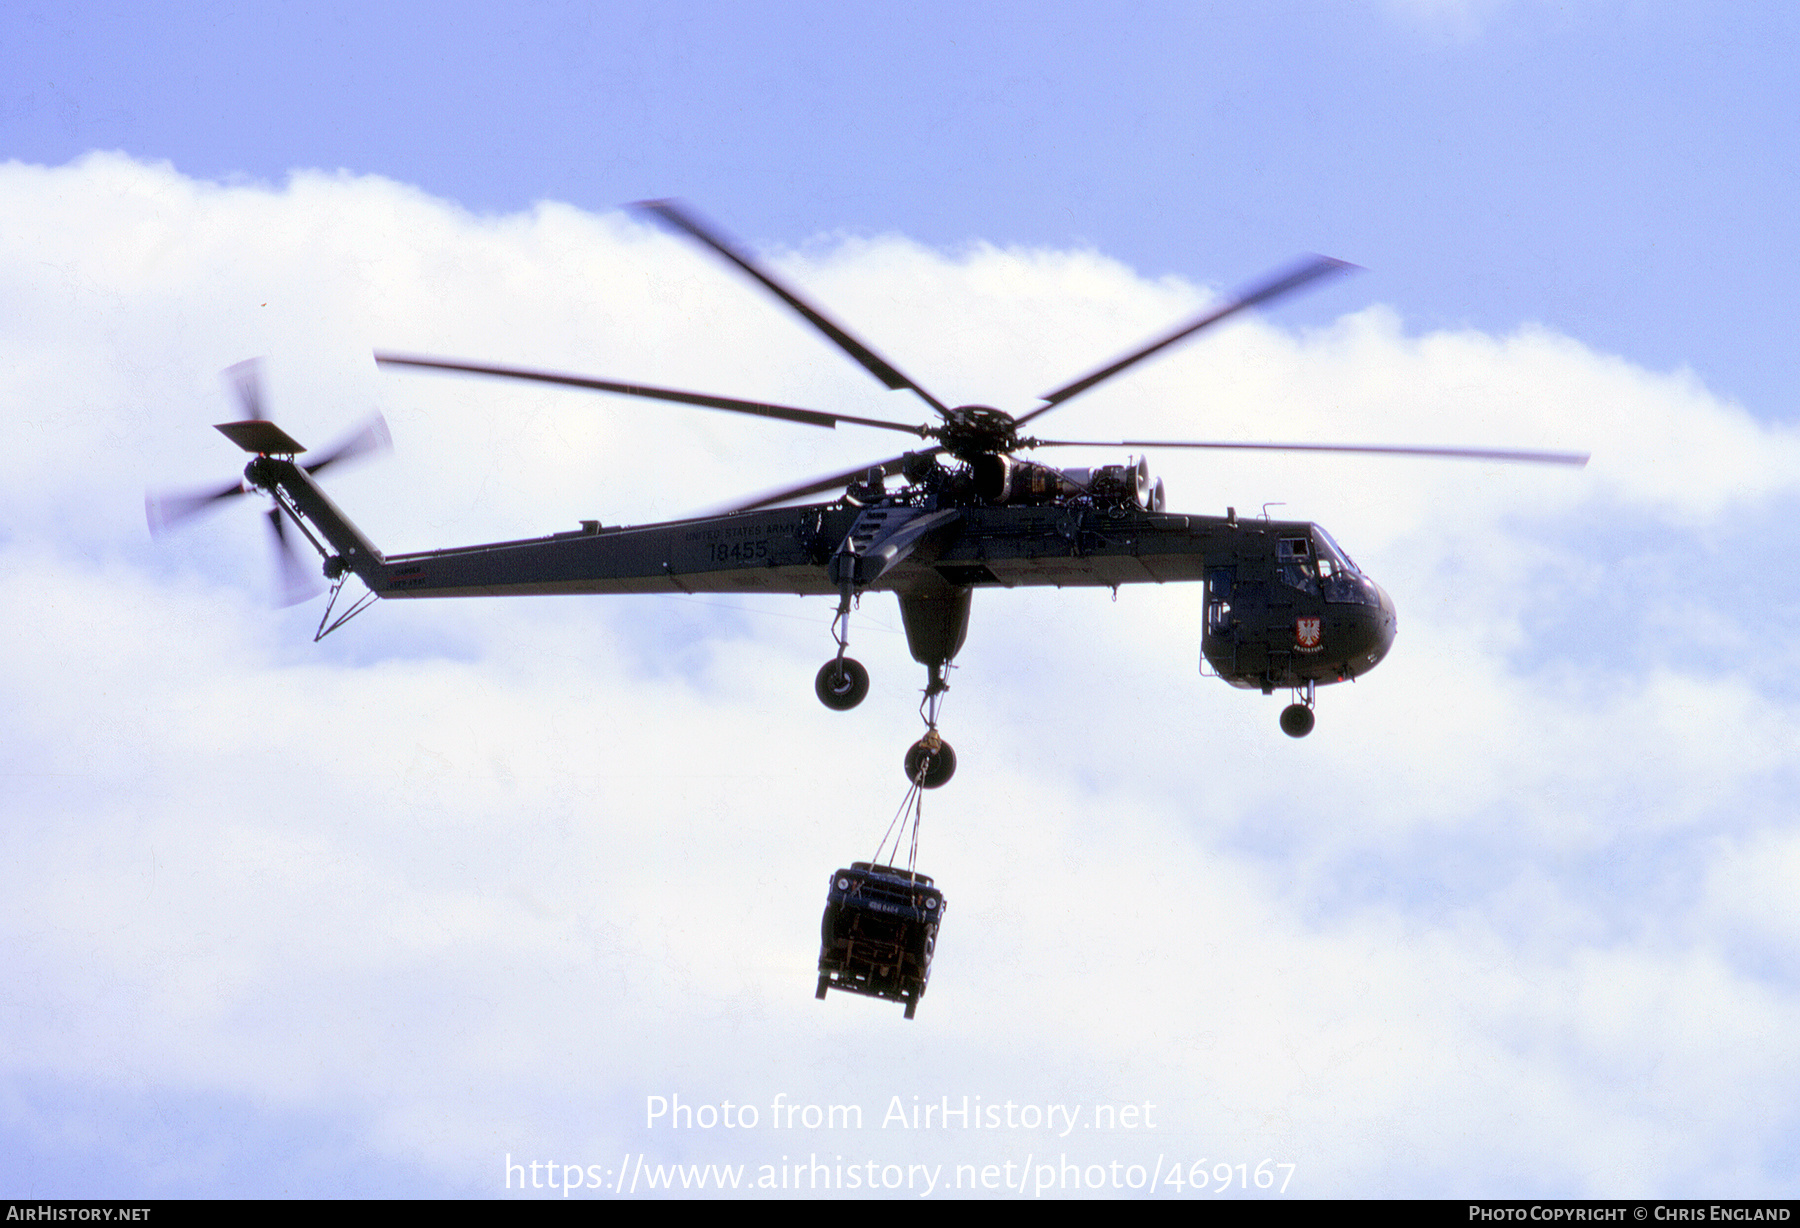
(1277, 525, 1381, 606)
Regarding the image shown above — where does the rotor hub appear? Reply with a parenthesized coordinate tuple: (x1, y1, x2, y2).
(243, 456, 278, 490)
(937, 404, 1019, 458)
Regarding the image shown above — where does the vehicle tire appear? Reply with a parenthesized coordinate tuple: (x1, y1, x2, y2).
(816, 974, 830, 1000)
(1279, 703, 1315, 738)
(815, 658, 869, 710)
(903, 738, 957, 788)
(903, 995, 917, 1020)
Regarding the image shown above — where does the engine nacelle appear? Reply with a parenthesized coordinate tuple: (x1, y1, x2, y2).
(970, 455, 1081, 505)
(1058, 457, 1162, 509)
(971, 454, 1165, 509)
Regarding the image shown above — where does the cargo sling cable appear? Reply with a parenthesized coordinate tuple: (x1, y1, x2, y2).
(871, 772, 928, 878)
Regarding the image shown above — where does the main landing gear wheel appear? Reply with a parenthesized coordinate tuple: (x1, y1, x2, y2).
(1279, 703, 1315, 738)
(815, 658, 869, 710)
(904, 736, 957, 788)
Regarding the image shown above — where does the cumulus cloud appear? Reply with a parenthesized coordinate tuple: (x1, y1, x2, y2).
(1, 154, 1795, 1197)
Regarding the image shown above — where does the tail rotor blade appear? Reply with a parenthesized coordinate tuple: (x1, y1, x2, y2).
(225, 358, 266, 421)
(305, 413, 393, 476)
(266, 507, 324, 606)
(145, 479, 249, 536)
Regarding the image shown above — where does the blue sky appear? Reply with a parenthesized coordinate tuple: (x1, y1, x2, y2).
(3, 2, 1799, 1200)
(8, 2, 1798, 411)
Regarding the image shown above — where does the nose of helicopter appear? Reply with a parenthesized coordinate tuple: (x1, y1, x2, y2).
(1354, 579, 1398, 677)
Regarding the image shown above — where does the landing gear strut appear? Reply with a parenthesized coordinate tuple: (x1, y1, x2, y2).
(816, 577, 869, 711)
(814, 579, 969, 784)
(893, 589, 970, 787)
(1280, 679, 1316, 738)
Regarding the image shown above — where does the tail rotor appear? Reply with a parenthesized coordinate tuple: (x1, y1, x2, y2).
(146, 359, 391, 605)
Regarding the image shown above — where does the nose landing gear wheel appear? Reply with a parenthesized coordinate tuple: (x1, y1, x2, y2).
(815, 657, 869, 710)
(904, 736, 957, 788)
(1279, 703, 1315, 738)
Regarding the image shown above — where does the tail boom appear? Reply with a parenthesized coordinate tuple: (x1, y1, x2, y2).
(252, 457, 387, 590)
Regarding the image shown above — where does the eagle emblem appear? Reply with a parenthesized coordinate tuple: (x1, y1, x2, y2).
(1295, 617, 1323, 651)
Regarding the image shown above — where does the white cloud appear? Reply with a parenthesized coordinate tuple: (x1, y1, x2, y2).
(1, 154, 1796, 1197)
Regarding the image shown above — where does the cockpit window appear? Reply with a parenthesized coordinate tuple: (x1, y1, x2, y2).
(1280, 529, 1376, 602)
(1277, 538, 1318, 595)
(1311, 526, 1361, 576)
(1310, 525, 1379, 605)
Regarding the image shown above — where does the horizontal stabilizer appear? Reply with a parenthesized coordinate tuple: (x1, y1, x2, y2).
(215, 420, 307, 455)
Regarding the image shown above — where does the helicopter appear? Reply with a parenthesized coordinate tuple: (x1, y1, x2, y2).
(149, 201, 1587, 787)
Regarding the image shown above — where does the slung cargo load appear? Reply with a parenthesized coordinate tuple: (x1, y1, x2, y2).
(816, 862, 946, 1020)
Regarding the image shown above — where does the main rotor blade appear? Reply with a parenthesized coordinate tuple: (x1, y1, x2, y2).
(304, 413, 394, 476)
(634, 200, 952, 418)
(376, 353, 925, 436)
(1019, 255, 1358, 427)
(1031, 438, 1590, 466)
(703, 450, 939, 516)
(145, 479, 249, 536)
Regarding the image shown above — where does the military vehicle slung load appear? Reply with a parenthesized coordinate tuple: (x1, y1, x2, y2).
(817, 862, 946, 1020)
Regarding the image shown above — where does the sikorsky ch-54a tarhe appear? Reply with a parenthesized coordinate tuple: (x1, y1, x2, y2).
(149, 202, 1586, 787)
